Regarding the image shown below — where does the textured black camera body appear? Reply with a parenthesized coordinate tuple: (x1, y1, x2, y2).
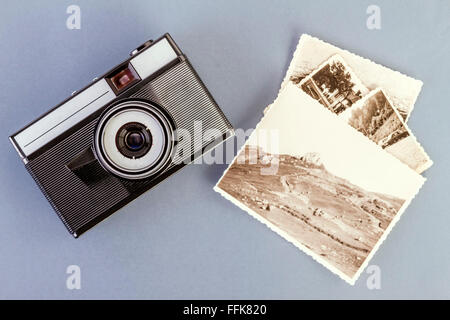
(10, 34, 234, 237)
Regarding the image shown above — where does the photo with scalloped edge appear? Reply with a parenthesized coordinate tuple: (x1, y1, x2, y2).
(298, 54, 369, 115)
(277, 53, 432, 174)
(273, 34, 423, 122)
(340, 88, 432, 174)
(215, 83, 425, 285)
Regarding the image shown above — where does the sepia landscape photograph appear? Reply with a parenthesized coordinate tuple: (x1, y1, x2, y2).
(340, 89, 432, 173)
(216, 84, 425, 284)
(280, 34, 423, 121)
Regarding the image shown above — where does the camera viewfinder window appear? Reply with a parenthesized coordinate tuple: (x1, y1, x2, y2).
(107, 63, 140, 94)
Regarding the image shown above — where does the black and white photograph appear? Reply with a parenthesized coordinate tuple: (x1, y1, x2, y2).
(340, 89, 432, 173)
(298, 55, 368, 114)
(215, 84, 425, 284)
(280, 34, 423, 121)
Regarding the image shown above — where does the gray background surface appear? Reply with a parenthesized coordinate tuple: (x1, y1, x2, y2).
(0, 0, 448, 299)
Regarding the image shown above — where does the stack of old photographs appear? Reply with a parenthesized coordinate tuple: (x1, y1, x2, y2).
(215, 34, 432, 285)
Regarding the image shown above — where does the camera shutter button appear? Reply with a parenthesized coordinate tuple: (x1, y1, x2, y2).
(130, 40, 154, 56)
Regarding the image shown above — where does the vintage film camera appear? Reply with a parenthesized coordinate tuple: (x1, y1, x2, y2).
(10, 34, 234, 237)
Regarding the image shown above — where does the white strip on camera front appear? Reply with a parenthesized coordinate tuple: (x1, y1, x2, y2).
(13, 79, 116, 157)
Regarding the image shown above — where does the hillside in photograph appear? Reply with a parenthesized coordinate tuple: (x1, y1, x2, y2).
(347, 90, 409, 149)
(218, 145, 405, 278)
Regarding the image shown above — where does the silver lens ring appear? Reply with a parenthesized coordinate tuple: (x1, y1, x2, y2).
(94, 100, 174, 180)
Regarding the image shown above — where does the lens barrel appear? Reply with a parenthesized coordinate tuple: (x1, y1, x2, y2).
(115, 122, 153, 159)
(94, 99, 175, 180)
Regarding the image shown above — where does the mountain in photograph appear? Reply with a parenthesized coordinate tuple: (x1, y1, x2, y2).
(218, 145, 405, 278)
(344, 89, 431, 173)
(347, 90, 409, 149)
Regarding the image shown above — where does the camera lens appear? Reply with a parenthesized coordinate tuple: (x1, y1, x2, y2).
(94, 99, 175, 180)
(115, 122, 152, 159)
(126, 132, 145, 150)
